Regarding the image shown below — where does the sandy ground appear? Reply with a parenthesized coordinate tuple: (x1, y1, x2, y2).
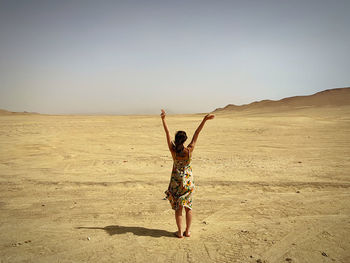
(0, 106, 350, 262)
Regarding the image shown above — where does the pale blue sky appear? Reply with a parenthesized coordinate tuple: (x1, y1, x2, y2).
(0, 0, 349, 114)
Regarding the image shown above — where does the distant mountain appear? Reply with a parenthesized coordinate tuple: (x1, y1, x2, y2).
(212, 87, 350, 113)
(0, 109, 40, 115)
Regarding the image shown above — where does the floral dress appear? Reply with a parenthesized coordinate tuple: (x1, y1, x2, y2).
(164, 149, 195, 210)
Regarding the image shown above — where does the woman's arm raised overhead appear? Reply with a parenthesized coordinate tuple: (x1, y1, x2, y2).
(188, 114, 215, 151)
(160, 109, 174, 152)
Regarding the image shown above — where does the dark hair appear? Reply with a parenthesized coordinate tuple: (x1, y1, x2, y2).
(172, 130, 187, 153)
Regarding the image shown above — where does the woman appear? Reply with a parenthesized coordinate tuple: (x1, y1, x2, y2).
(160, 109, 215, 238)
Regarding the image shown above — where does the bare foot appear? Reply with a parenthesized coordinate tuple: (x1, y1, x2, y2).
(174, 231, 183, 238)
(183, 231, 191, 237)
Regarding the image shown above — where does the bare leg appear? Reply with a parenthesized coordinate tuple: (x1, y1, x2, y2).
(184, 207, 192, 237)
(175, 206, 183, 238)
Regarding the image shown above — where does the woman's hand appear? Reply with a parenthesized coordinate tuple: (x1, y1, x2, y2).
(204, 114, 215, 121)
(160, 109, 166, 119)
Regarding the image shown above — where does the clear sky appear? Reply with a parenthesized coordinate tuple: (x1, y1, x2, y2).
(0, 0, 349, 114)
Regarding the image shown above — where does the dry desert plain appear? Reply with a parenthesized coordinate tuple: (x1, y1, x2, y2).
(0, 105, 350, 262)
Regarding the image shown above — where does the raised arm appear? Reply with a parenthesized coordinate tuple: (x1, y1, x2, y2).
(160, 109, 173, 152)
(188, 114, 215, 151)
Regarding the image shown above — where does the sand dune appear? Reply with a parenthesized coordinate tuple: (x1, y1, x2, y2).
(0, 91, 349, 262)
(213, 87, 350, 114)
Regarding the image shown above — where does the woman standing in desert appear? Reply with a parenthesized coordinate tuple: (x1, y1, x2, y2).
(161, 109, 215, 238)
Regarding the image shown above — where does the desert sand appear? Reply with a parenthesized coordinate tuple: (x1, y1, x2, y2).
(1, 93, 350, 262)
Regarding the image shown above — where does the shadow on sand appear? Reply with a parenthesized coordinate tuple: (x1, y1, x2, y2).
(76, 225, 175, 238)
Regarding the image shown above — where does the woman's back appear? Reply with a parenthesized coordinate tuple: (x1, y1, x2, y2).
(174, 147, 191, 159)
(173, 147, 192, 170)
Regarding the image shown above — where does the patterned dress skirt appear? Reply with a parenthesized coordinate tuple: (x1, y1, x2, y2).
(164, 158, 195, 210)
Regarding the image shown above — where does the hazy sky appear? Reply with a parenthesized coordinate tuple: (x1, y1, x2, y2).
(0, 0, 349, 114)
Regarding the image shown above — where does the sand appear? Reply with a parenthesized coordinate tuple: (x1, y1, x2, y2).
(0, 105, 350, 262)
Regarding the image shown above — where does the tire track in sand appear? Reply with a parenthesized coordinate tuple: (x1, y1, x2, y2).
(261, 214, 348, 262)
